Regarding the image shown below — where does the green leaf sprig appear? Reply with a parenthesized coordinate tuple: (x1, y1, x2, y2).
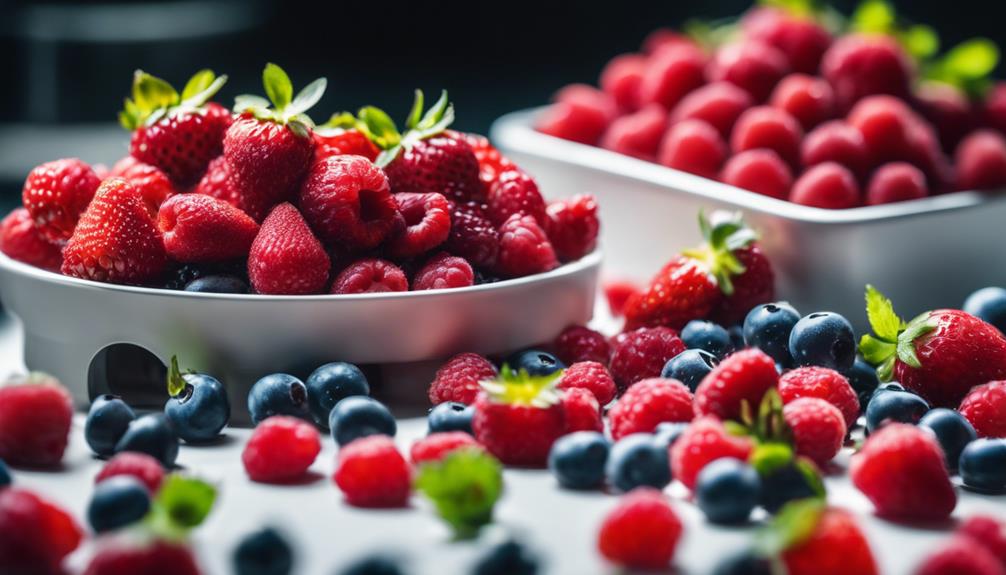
(233, 63, 327, 138)
(415, 448, 503, 539)
(859, 285, 935, 381)
(681, 210, 759, 297)
(119, 69, 227, 130)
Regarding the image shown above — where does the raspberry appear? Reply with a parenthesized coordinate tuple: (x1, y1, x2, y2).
(959, 516, 1006, 566)
(413, 252, 474, 290)
(0, 488, 83, 574)
(428, 353, 498, 405)
(553, 325, 611, 367)
(608, 378, 694, 440)
(801, 121, 870, 180)
(445, 203, 498, 269)
(536, 84, 615, 145)
(985, 82, 1006, 135)
(242, 416, 322, 483)
(778, 366, 860, 428)
(643, 29, 695, 55)
(847, 96, 934, 173)
(956, 130, 1006, 191)
(330, 258, 408, 294)
(781, 505, 880, 575)
(558, 361, 618, 408)
(95, 452, 166, 493)
(850, 423, 956, 521)
(0, 207, 63, 272)
(604, 279, 640, 317)
(821, 34, 913, 112)
(449, 132, 515, 192)
(791, 162, 860, 209)
(866, 162, 928, 206)
(917, 536, 1005, 575)
(600, 54, 646, 112)
(600, 104, 668, 160)
(409, 432, 481, 465)
(783, 397, 846, 467)
(720, 149, 793, 200)
(709, 40, 790, 103)
(597, 489, 683, 570)
(544, 194, 599, 261)
(916, 82, 976, 153)
(0, 374, 73, 468)
(248, 203, 330, 295)
(387, 192, 451, 258)
(21, 158, 101, 242)
(959, 381, 1006, 438)
(83, 538, 202, 575)
(486, 170, 547, 227)
(334, 435, 412, 508)
(657, 119, 727, 179)
(730, 106, 804, 167)
(157, 193, 259, 263)
(496, 214, 558, 278)
(744, 9, 832, 75)
(670, 82, 753, 138)
(610, 327, 686, 392)
(639, 44, 707, 110)
(670, 416, 754, 490)
(561, 387, 603, 433)
(694, 348, 778, 422)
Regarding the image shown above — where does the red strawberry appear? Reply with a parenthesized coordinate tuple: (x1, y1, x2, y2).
(778, 366, 860, 428)
(545, 194, 600, 262)
(608, 378, 694, 440)
(157, 194, 258, 263)
(61, 178, 168, 285)
(247, 203, 330, 295)
(604, 279, 641, 317)
(0, 207, 63, 272)
(670, 416, 754, 489)
(313, 123, 379, 163)
(472, 368, 566, 466)
(121, 69, 231, 187)
(959, 381, 1006, 438)
(783, 397, 846, 467)
(449, 131, 516, 192)
(711, 244, 775, 326)
(694, 348, 779, 421)
(597, 489, 683, 570)
(21, 158, 101, 242)
(769, 501, 879, 575)
(0, 373, 72, 468)
(84, 538, 202, 575)
(0, 488, 83, 575)
(194, 156, 240, 207)
(861, 285, 1006, 407)
(108, 156, 174, 213)
(916, 536, 1006, 575)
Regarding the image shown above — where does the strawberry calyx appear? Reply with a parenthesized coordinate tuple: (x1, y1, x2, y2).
(754, 498, 826, 561)
(233, 63, 327, 139)
(352, 90, 455, 168)
(849, 0, 940, 61)
(681, 210, 758, 297)
(414, 448, 503, 539)
(479, 364, 563, 408)
(143, 474, 217, 541)
(859, 285, 936, 381)
(119, 69, 228, 131)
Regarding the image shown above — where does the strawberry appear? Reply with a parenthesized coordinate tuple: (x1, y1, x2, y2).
(694, 348, 779, 422)
(917, 536, 1006, 575)
(597, 489, 683, 570)
(448, 130, 516, 193)
(108, 156, 174, 213)
(861, 285, 1006, 407)
(84, 538, 203, 575)
(711, 244, 775, 326)
(61, 178, 168, 285)
(670, 416, 754, 490)
(0, 207, 63, 272)
(157, 194, 259, 263)
(21, 158, 101, 242)
(224, 63, 325, 220)
(313, 113, 380, 162)
(247, 203, 330, 295)
(120, 69, 231, 187)
(194, 156, 239, 207)
(0, 488, 83, 575)
(472, 367, 565, 466)
(0, 373, 73, 468)
(760, 501, 879, 575)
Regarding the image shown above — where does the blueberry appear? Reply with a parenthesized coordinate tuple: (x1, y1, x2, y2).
(661, 349, 717, 392)
(919, 408, 977, 471)
(233, 527, 294, 575)
(959, 438, 1006, 493)
(788, 311, 856, 372)
(846, 358, 880, 413)
(472, 539, 539, 575)
(727, 325, 745, 352)
(743, 302, 801, 366)
(506, 349, 565, 376)
(87, 476, 151, 533)
(339, 555, 404, 575)
(963, 286, 1006, 334)
(85, 394, 136, 457)
(713, 551, 773, 575)
(547, 431, 610, 490)
(0, 458, 10, 487)
(865, 389, 930, 434)
(185, 275, 249, 294)
(427, 402, 474, 435)
(164, 358, 230, 443)
(680, 320, 734, 359)
(759, 462, 819, 514)
(328, 396, 397, 446)
(248, 374, 310, 426)
(114, 413, 179, 468)
(695, 457, 761, 524)
(606, 433, 671, 492)
(653, 421, 690, 449)
(305, 362, 370, 429)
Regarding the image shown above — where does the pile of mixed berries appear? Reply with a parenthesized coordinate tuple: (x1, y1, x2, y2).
(537, 0, 1006, 208)
(0, 63, 599, 294)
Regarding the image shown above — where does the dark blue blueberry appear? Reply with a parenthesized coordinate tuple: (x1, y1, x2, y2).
(547, 431, 610, 490)
(727, 325, 745, 352)
(0, 458, 10, 487)
(233, 527, 294, 575)
(695, 458, 761, 524)
(427, 402, 474, 435)
(743, 302, 801, 366)
(959, 438, 1006, 493)
(963, 286, 1006, 334)
(759, 462, 819, 514)
(865, 389, 930, 434)
(653, 421, 690, 449)
(84, 394, 136, 457)
(329, 396, 397, 446)
(305, 362, 370, 429)
(661, 349, 718, 392)
(788, 311, 856, 372)
(184, 275, 249, 294)
(164, 359, 230, 443)
(681, 320, 734, 359)
(846, 358, 880, 413)
(872, 382, 906, 398)
(87, 476, 151, 533)
(606, 433, 671, 493)
(114, 413, 179, 468)
(247, 374, 310, 426)
(472, 539, 539, 575)
(339, 555, 404, 575)
(713, 551, 773, 575)
(919, 408, 977, 471)
(505, 349, 565, 377)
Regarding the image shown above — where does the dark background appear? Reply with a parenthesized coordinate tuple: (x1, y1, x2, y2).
(0, 0, 1001, 203)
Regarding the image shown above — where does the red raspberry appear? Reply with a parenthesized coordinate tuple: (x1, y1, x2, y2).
(600, 104, 669, 160)
(916, 82, 976, 153)
(0, 207, 62, 272)
(445, 204, 498, 269)
(694, 348, 778, 422)
(486, 170, 547, 227)
(916, 536, 1005, 575)
(985, 82, 1006, 136)
(108, 156, 174, 214)
(544, 194, 599, 261)
(709, 40, 790, 103)
(609, 327, 687, 392)
(791, 162, 860, 209)
(554, 326, 611, 367)
(0, 374, 73, 468)
(194, 155, 240, 207)
(783, 397, 846, 467)
(956, 130, 1006, 191)
(601, 54, 646, 113)
(959, 515, 1006, 566)
(720, 149, 793, 200)
(670, 416, 755, 490)
(847, 95, 936, 173)
(850, 423, 956, 521)
(778, 366, 859, 428)
(0, 488, 83, 574)
(731, 106, 804, 167)
(609, 378, 694, 440)
(496, 213, 558, 278)
(387, 192, 451, 258)
(744, 8, 833, 75)
(409, 432, 482, 465)
(248, 203, 330, 295)
(242, 416, 321, 483)
(313, 128, 380, 162)
(559, 361, 617, 405)
(639, 44, 707, 111)
(536, 84, 616, 146)
(781, 505, 880, 575)
(657, 119, 727, 179)
(801, 121, 870, 180)
(472, 378, 566, 466)
(604, 279, 640, 317)
(21, 158, 101, 242)
(334, 435, 412, 507)
(711, 245, 775, 327)
(429, 353, 498, 405)
(448, 132, 516, 193)
(670, 82, 753, 138)
(331, 258, 408, 294)
(157, 193, 258, 263)
(822, 34, 913, 112)
(959, 381, 1006, 438)
(413, 252, 474, 290)
(866, 162, 928, 206)
(561, 387, 604, 433)
(83, 538, 202, 575)
(769, 74, 836, 131)
(597, 489, 683, 570)
(643, 29, 696, 55)
(95, 452, 166, 493)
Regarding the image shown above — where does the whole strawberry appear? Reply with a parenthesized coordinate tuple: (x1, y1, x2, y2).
(0, 488, 83, 575)
(157, 194, 258, 263)
(247, 203, 330, 295)
(449, 131, 516, 192)
(313, 113, 380, 162)
(108, 157, 175, 213)
(916, 536, 1006, 575)
(860, 285, 1006, 407)
(120, 69, 231, 187)
(762, 501, 879, 575)
(472, 367, 566, 466)
(0, 207, 63, 272)
(21, 158, 101, 242)
(0, 373, 73, 468)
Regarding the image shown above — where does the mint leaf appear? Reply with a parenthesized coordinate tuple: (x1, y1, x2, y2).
(864, 285, 904, 342)
(153, 475, 217, 531)
(415, 449, 503, 539)
(262, 63, 293, 111)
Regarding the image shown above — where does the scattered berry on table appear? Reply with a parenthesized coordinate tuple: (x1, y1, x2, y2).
(959, 381, 1006, 438)
(865, 387, 930, 434)
(410, 432, 481, 465)
(85, 394, 137, 457)
(957, 515, 1006, 566)
(233, 526, 294, 575)
(609, 326, 686, 391)
(164, 357, 230, 443)
(915, 536, 1006, 575)
(553, 325, 611, 367)
(597, 488, 683, 570)
(328, 396, 397, 446)
(778, 366, 859, 428)
(694, 348, 779, 421)
(412, 251, 475, 290)
(695, 457, 761, 524)
(472, 368, 566, 466)
(776, 502, 880, 575)
(0, 488, 83, 574)
(242, 416, 321, 483)
(959, 438, 1006, 493)
(783, 397, 846, 467)
(333, 435, 413, 508)
(506, 349, 566, 377)
(670, 416, 754, 490)
(557, 361, 616, 406)
(919, 408, 978, 470)
(95, 452, 165, 494)
(247, 373, 311, 425)
(846, 357, 880, 414)
(330, 259, 408, 294)
(87, 475, 151, 533)
(414, 448, 503, 539)
(964, 287, 1006, 335)
(305, 362, 370, 429)
(743, 301, 801, 366)
(661, 348, 718, 392)
(788, 311, 855, 372)
(0, 373, 73, 468)
(114, 413, 180, 469)
(606, 433, 672, 493)
(428, 353, 498, 406)
(561, 387, 603, 433)
(83, 537, 203, 575)
(680, 320, 734, 359)
(609, 377, 694, 440)
(548, 431, 610, 490)
(427, 401, 475, 435)
(471, 537, 540, 575)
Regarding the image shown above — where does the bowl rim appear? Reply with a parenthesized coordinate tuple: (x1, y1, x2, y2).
(491, 107, 1006, 225)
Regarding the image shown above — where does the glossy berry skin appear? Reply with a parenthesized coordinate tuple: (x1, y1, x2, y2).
(427, 402, 474, 435)
(744, 301, 800, 366)
(671, 416, 755, 490)
(85, 394, 137, 457)
(801, 121, 870, 180)
(471, 538, 540, 575)
(680, 320, 733, 359)
(610, 327, 687, 391)
(865, 388, 930, 434)
(788, 312, 856, 372)
(714, 245, 775, 327)
(545, 193, 600, 262)
(919, 408, 977, 470)
(960, 381, 1006, 438)
(606, 433, 671, 493)
(473, 392, 566, 467)
(314, 128, 380, 162)
(445, 204, 498, 269)
(657, 119, 727, 179)
(547, 431, 610, 490)
(670, 82, 753, 138)
(0, 377, 73, 468)
(709, 40, 790, 103)
(0, 488, 84, 574)
(185, 274, 249, 293)
(661, 349, 717, 392)
(959, 438, 1006, 492)
(333, 435, 412, 508)
(328, 396, 397, 446)
(730, 106, 803, 168)
(769, 74, 836, 131)
(0, 207, 63, 272)
(744, 8, 832, 75)
(87, 476, 150, 533)
(558, 361, 617, 406)
(600, 53, 646, 112)
(21, 158, 101, 242)
(597, 489, 682, 570)
(781, 507, 879, 575)
(385, 134, 482, 203)
(609, 378, 694, 440)
(233, 527, 294, 575)
(553, 325, 611, 366)
(83, 538, 201, 575)
(866, 162, 928, 206)
(157, 193, 258, 263)
(695, 457, 761, 524)
(165, 372, 230, 443)
(561, 387, 603, 433)
(114, 414, 179, 468)
(130, 102, 231, 187)
(242, 416, 321, 483)
(248, 373, 311, 425)
(95, 452, 165, 493)
(821, 34, 913, 112)
(506, 349, 565, 377)
(783, 397, 847, 467)
(916, 536, 1005, 575)
(720, 149, 793, 200)
(846, 357, 880, 413)
(428, 353, 498, 406)
(778, 366, 859, 428)
(247, 203, 330, 295)
(694, 348, 779, 421)
(305, 362, 370, 429)
(486, 169, 546, 227)
(790, 163, 860, 209)
(412, 252, 474, 291)
(956, 130, 1006, 191)
(963, 287, 1006, 334)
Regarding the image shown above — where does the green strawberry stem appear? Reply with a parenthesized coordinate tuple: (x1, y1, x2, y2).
(859, 285, 936, 381)
(233, 63, 327, 138)
(414, 448, 503, 539)
(119, 69, 227, 131)
(681, 210, 758, 297)
(166, 356, 187, 399)
(480, 365, 563, 408)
